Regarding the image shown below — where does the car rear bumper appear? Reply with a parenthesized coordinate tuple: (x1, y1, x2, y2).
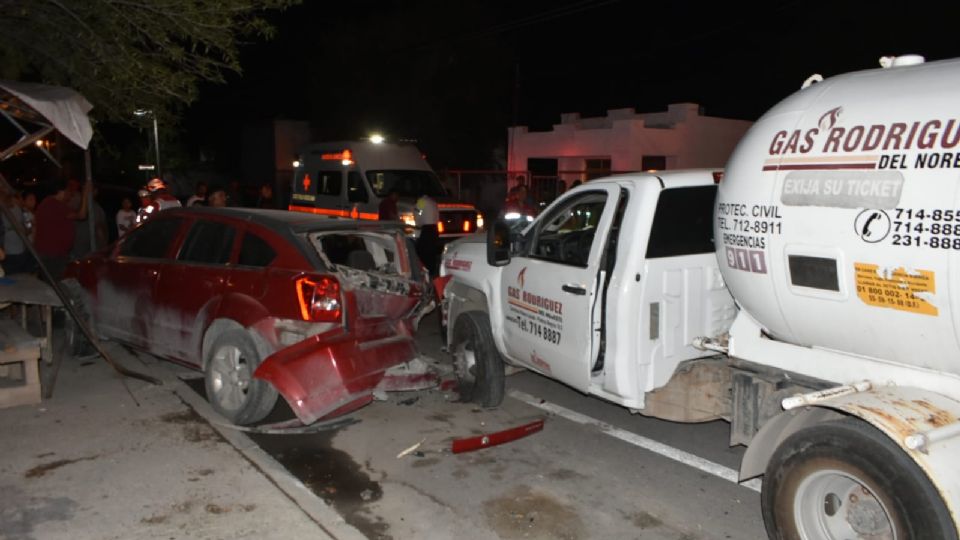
(253, 326, 425, 425)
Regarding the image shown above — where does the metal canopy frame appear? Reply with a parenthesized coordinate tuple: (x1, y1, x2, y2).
(0, 81, 160, 389)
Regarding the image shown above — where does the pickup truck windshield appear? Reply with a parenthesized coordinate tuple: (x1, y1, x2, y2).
(367, 170, 446, 198)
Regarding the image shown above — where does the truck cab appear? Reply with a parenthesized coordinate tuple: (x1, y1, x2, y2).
(440, 170, 735, 410)
(289, 140, 482, 241)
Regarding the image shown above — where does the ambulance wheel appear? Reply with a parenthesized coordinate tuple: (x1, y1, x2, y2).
(451, 311, 504, 407)
(762, 418, 956, 540)
(205, 330, 277, 425)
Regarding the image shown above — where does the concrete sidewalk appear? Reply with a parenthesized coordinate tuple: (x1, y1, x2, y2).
(0, 341, 362, 540)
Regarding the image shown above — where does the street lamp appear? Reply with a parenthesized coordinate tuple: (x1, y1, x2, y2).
(133, 109, 160, 178)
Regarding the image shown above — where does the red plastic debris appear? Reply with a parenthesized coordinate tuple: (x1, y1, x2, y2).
(451, 419, 545, 454)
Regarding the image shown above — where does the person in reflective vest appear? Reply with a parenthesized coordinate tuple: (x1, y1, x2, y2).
(136, 178, 181, 224)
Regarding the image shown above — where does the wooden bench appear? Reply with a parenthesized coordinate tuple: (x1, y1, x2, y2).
(0, 318, 42, 409)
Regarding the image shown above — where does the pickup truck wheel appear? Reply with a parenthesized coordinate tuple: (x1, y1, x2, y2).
(451, 311, 504, 407)
(205, 330, 278, 425)
(762, 418, 956, 540)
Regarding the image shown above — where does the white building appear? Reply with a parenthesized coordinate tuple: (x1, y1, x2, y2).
(507, 103, 752, 191)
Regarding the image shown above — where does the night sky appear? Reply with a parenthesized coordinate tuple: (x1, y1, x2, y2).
(182, 1, 960, 172)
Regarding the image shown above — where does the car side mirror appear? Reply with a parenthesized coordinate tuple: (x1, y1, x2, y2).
(487, 220, 511, 267)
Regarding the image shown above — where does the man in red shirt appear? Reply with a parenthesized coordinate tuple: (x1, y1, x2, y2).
(378, 189, 400, 221)
(34, 179, 89, 280)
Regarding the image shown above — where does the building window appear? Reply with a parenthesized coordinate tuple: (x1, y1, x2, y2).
(642, 155, 667, 171)
(584, 158, 611, 180)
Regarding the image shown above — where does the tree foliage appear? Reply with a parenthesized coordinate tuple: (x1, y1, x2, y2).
(0, 0, 298, 125)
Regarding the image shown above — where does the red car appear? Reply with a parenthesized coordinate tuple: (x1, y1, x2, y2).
(65, 207, 435, 425)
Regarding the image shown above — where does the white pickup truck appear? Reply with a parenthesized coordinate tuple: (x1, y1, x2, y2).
(440, 56, 960, 539)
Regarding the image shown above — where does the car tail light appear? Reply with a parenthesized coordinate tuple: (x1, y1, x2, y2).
(296, 275, 342, 322)
(437, 221, 445, 234)
(462, 220, 471, 232)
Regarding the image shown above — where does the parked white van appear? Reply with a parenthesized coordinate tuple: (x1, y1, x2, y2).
(290, 140, 482, 239)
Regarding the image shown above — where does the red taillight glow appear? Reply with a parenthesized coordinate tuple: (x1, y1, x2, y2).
(462, 220, 471, 232)
(437, 221, 445, 234)
(296, 275, 342, 322)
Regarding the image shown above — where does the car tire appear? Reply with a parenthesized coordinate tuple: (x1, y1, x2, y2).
(60, 279, 96, 357)
(761, 417, 957, 540)
(204, 329, 278, 425)
(451, 311, 505, 407)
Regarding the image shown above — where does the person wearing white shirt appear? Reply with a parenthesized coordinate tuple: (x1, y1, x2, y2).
(116, 196, 136, 238)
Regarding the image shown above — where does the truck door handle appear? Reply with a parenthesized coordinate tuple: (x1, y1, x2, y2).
(562, 284, 587, 295)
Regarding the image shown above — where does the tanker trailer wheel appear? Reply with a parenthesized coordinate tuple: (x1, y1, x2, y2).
(204, 330, 278, 425)
(761, 418, 956, 540)
(451, 311, 504, 407)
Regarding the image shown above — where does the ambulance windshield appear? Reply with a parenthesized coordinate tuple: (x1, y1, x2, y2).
(367, 170, 446, 198)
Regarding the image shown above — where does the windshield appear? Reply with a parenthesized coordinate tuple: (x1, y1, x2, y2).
(367, 170, 446, 198)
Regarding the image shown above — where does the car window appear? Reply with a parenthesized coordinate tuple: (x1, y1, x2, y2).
(308, 231, 402, 275)
(528, 191, 608, 267)
(347, 172, 369, 203)
(646, 185, 717, 258)
(318, 171, 342, 196)
(178, 220, 236, 265)
(119, 218, 182, 259)
(238, 232, 277, 267)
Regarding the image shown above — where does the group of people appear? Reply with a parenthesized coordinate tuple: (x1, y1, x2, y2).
(0, 178, 108, 281)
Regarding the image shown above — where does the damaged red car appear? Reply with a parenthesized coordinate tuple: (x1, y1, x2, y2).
(64, 207, 435, 425)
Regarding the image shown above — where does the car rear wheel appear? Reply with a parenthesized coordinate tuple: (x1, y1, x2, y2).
(204, 330, 277, 425)
(762, 418, 956, 540)
(451, 311, 504, 407)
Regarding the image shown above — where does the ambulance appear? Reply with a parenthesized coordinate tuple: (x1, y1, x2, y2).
(289, 140, 482, 239)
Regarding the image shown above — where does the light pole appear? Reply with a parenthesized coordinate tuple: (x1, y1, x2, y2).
(133, 109, 160, 178)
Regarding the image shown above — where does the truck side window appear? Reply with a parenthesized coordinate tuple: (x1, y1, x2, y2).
(347, 172, 369, 203)
(646, 186, 717, 258)
(528, 191, 608, 267)
(318, 171, 343, 196)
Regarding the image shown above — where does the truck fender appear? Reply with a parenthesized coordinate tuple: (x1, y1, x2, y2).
(741, 385, 960, 521)
(444, 280, 490, 345)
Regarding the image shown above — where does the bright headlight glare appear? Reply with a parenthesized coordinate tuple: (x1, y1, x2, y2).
(400, 212, 416, 227)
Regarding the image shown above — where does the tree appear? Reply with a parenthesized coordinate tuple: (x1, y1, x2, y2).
(0, 0, 299, 125)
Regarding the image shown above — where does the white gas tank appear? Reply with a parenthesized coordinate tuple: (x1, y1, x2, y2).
(717, 56, 960, 376)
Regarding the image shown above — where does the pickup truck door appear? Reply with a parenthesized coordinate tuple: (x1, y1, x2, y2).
(498, 186, 620, 391)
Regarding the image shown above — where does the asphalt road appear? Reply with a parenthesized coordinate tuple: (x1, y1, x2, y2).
(242, 313, 768, 540)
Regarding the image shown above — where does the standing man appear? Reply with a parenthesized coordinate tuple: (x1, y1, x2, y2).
(116, 197, 136, 238)
(35, 179, 90, 280)
(185, 181, 207, 207)
(414, 192, 439, 277)
(136, 177, 181, 224)
(378, 189, 400, 221)
(207, 186, 228, 208)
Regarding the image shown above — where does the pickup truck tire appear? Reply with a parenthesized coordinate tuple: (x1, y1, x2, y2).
(205, 330, 278, 425)
(761, 417, 956, 540)
(451, 311, 505, 407)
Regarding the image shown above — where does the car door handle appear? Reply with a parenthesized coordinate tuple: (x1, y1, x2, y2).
(562, 284, 587, 295)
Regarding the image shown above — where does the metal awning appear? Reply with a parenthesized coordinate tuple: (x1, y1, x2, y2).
(0, 79, 93, 161)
